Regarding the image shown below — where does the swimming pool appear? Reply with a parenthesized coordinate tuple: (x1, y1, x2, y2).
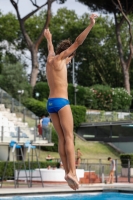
(0, 192, 133, 200)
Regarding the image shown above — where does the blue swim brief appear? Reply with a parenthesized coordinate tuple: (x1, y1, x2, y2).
(47, 98, 70, 113)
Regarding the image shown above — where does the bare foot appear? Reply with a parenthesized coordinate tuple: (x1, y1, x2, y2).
(67, 173, 79, 190)
(65, 175, 76, 190)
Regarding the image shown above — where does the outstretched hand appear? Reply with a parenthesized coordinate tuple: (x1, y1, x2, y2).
(90, 13, 98, 25)
(44, 28, 52, 41)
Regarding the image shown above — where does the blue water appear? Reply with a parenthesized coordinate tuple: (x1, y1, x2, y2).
(0, 192, 133, 200)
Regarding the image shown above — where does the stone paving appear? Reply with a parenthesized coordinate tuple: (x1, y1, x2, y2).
(0, 183, 133, 197)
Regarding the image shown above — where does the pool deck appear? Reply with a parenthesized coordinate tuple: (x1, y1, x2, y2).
(0, 183, 133, 197)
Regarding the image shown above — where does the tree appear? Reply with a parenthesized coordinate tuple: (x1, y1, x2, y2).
(77, 0, 133, 94)
(39, 8, 125, 87)
(0, 56, 32, 99)
(10, 0, 66, 88)
(0, 12, 21, 68)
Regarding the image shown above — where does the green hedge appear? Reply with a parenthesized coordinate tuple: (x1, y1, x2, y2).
(0, 161, 58, 179)
(130, 90, 133, 109)
(34, 82, 49, 101)
(89, 85, 132, 111)
(120, 154, 133, 168)
(23, 98, 48, 117)
(23, 97, 86, 152)
(33, 82, 132, 111)
(24, 97, 86, 130)
(71, 105, 86, 131)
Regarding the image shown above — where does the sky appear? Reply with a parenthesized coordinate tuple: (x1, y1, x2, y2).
(0, 0, 90, 17)
(0, 0, 93, 74)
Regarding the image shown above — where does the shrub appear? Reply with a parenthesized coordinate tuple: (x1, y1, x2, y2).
(23, 98, 48, 117)
(68, 84, 86, 105)
(120, 154, 133, 168)
(89, 85, 132, 111)
(112, 88, 132, 111)
(129, 90, 133, 109)
(42, 105, 86, 152)
(90, 85, 114, 111)
(71, 105, 86, 131)
(0, 161, 58, 179)
(84, 87, 98, 109)
(33, 82, 49, 101)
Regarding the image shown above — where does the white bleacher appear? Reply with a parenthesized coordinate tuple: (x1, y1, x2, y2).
(0, 104, 48, 144)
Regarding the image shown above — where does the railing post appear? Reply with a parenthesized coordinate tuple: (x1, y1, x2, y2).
(0, 88, 2, 104)
(18, 127, 20, 142)
(101, 165, 104, 183)
(23, 108, 25, 122)
(49, 126, 52, 143)
(115, 159, 118, 183)
(1, 126, 4, 142)
(88, 165, 91, 184)
(128, 159, 130, 183)
(34, 127, 36, 142)
(99, 159, 102, 178)
(11, 98, 14, 113)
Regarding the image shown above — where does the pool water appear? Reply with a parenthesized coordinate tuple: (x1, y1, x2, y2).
(0, 192, 133, 200)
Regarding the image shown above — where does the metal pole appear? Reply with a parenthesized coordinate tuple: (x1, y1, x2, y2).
(74, 89, 76, 105)
(89, 165, 91, 184)
(0, 88, 2, 104)
(128, 159, 130, 183)
(101, 165, 104, 183)
(99, 159, 101, 178)
(1, 126, 4, 142)
(115, 159, 117, 183)
(18, 127, 20, 142)
(23, 108, 26, 123)
(34, 128, 36, 142)
(11, 98, 14, 113)
(72, 57, 75, 85)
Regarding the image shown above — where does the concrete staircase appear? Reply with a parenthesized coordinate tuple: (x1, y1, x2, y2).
(79, 171, 101, 184)
(0, 104, 48, 145)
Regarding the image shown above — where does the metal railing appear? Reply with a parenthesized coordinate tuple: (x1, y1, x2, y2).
(86, 110, 133, 123)
(0, 88, 38, 128)
(79, 159, 133, 184)
(0, 88, 52, 144)
(0, 125, 52, 144)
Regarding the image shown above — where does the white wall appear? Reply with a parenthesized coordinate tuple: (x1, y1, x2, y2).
(0, 146, 9, 161)
(0, 145, 15, 161)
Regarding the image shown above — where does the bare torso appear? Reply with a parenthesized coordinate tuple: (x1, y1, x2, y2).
(46, 55, 69, 99)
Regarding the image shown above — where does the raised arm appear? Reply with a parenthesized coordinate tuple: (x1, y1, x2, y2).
(44, 29, 55, 58)
(59, 13, 98, 59)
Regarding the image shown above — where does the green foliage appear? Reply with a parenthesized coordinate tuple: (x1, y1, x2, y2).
(0, 12, 19, 43)
(23, 98, 48, 117)
(68, 84, 86, 105)
(120, 154, 133, 168)
(129, 89, 133, 109)
(0, 59, 32, 99)
(91, 85, 114, 111)
(33, 82, 49, 101)
(68, 84, 75, 104)
(112, 88, 132, 111)
(71, 105, 86, 131)
(89, 85, 132, 111)
(0, 161, 58, 178)
(84, 87, 98, 109)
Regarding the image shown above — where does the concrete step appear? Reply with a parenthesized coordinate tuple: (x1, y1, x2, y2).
(79, 172, 101, 184)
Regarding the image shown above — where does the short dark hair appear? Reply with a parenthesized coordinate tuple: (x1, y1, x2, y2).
(55, 39, 76, 57)
(108, 157, 111, 161)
